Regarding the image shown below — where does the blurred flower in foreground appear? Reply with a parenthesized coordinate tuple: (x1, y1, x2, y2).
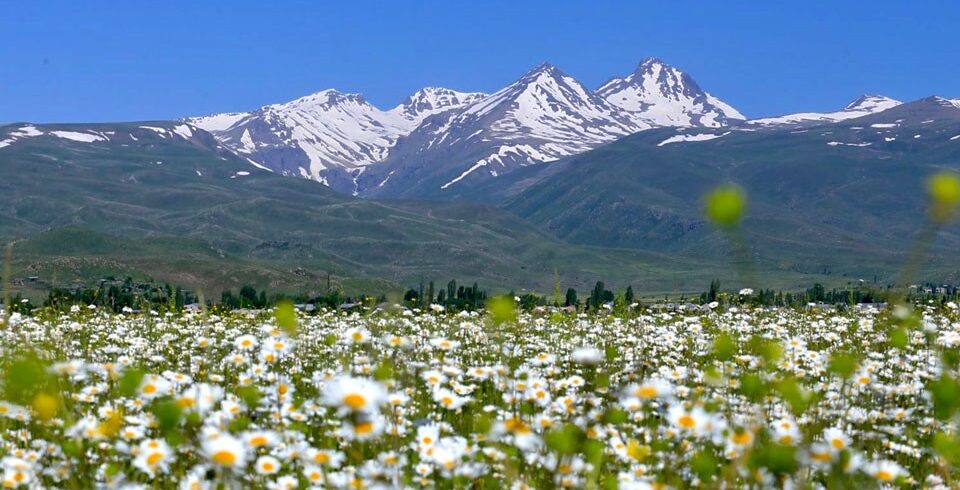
(704, 184, 746, 228)
(927, 171, 960, 223)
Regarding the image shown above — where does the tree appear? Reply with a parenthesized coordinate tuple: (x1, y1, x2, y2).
(447, 280, 457, 304)
(707, 279, 721, 302)
(239, 285, 258, 308)
(565, 288, 578, 308)
(808, 283, 826, 302)
(553, 269, 562, 307)
(625, 285, 634, 304)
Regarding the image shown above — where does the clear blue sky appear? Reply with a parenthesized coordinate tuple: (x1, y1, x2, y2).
(3, 0, 958, 123)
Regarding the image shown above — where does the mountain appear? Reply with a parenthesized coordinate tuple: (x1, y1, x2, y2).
(458, 95, 960, 282)
(188, 88, 485, 195)
(0, 120, 757, 294)
(747, 94, 901, 126)
(597, 57, 745, 127)
(188, 59, 743, 197)
(358, 62, 648, 197)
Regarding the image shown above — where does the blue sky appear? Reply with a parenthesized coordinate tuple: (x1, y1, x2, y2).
(3, 1, 958, 123)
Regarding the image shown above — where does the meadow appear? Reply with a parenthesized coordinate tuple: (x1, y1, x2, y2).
(1, 298, 959, 489)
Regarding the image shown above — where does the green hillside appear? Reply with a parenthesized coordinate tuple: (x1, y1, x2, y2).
(488, 98, 960, 283)
(0, 121, 819, 298)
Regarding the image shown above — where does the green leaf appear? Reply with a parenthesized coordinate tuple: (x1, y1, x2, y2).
(827, 352, 858, 378)
(776, 377, 813, 414)
(603, 408, 628, 425)
(275, 301, 298, 336)
(740, 373, 767, 402)
(545, 424, 584, 455)
(238, 386, 261, 408)
(487, 295, 517, 325)
(889, 327, 908, 349)
(151, 398, 182, 435)
(712, 333, 737, 360)
(933, 432, 960, 466)
(2, 355, 48, 404)
(751, 443, 798, 476)
(374, 360, 394, 381)
(118, 368, 145, 397)
(691, 451, 719, 481)
(928, 374, 960, 420)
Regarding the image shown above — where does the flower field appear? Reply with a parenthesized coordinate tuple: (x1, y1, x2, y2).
(1, 301, 960, 489)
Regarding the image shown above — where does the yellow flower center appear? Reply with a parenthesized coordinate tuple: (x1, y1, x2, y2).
(678, 415, 696, 429)
(146, 452, 164, 466)
(343, 393, 367, 410)
(211, 450, 237, 466)
(811, 451, 832, 463)
(731, 432, 752, 445)
(504, 418, 531, 434)
(355, 421, 374, 435)
(637, 386, 659, 398)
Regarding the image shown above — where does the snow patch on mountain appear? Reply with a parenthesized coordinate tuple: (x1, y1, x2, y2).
(441, 144, 556, 190)
(0, 125, 44, 149)
(172, 124, 194, 140)
(657, 132, 729, 146)
(749, 95, 901, 126)
(139, 126, 170, 138)
(50, 131, 107, 143)
(189, 112, 248, 132)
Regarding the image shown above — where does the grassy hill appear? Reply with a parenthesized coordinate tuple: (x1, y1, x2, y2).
(460, 98, 960, 284)
(1, 121, 827, 298)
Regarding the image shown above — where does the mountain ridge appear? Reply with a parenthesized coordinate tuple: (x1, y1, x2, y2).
(188, 59, 743, 195)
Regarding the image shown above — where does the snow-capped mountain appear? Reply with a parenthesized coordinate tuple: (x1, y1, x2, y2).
(597, 58, 745, 127)
(358, 62, 649, 196)
(190, 58, 745, 196)
(188, 88, 485, 193)
(747, 95, 901, 126)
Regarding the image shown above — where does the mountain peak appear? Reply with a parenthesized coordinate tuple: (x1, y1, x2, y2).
(273, 89, 367, 111)
(637, 57, 668, 69)
(598, 59, 744, 127)
(843, 94, 900, 113)
(391, 87, 487, 124)
(521, 61, 561, 79)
